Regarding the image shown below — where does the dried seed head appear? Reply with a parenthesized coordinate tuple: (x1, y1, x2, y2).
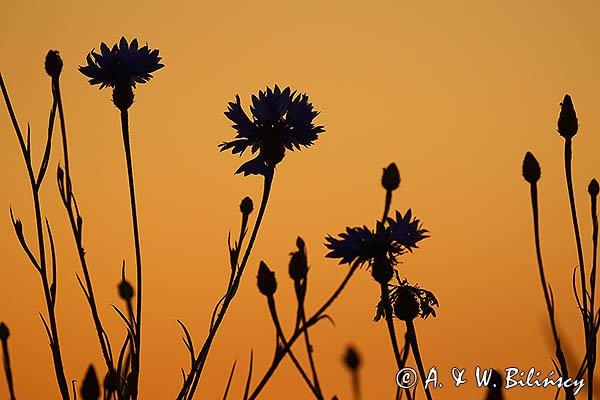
(589, 179, 599, 197)
(393, 286, 420, 321)
(240, 197, 254, 215)
(0, 322, 9, 341)
(522, 152, 541, 184)
(557, 94, 578, 139)
(45, 50, 63, 78)
(118, 279, 134, 301)
(343, 346, 361, 371)
(381, 163, 400, 192)
(257, 261, 277, 297)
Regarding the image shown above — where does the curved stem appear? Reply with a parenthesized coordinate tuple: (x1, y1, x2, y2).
(529, 182, 575, 400)
(267, 296, 321, 399)
(120, 109, 142, 399)
(405, 320, 433, 400)
(179, 171, 274, 400)
(380, 283, 404, 370)
(299, 281, 324, 398)
(247, 261, 360, 400)
(1, 337, 16, 400)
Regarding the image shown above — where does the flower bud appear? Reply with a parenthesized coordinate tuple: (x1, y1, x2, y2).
(289, 240, 308, 282)
(381, 163, 400, 191)
(589, 179, 599, 197)
(557, 94, 578, 139)
(118, 279, 134, 301)
(257, 261, 277, 297)
(371, 254, 393, 284)
(103, 371, 119, 394)
(45, 50, 63, 78)
(0, 322, 9, 341)
(81, 365, 100, 400)
(522, 152, 541, 184)
(240, 197, 253, 215)
(393, 286, 420, 321)
(343, 346, 361, 371)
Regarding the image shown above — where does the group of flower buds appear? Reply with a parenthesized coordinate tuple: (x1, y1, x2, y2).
(257, 237, 310, 298)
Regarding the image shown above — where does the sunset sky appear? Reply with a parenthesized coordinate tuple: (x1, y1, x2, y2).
(1, 1, 600, 399)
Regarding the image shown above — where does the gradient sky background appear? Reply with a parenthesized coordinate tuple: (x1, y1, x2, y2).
(1, 1, 600, 399)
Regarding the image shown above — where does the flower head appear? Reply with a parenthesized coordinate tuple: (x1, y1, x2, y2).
(79, 37, 163, 90)
(325, 210, 428, 272)
(219, 85, 325, 176)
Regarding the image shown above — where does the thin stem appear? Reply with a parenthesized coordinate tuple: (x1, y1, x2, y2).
(380, 283, 405, 370)
(587, 188, 598, 400)
(179, 171, 274, 400)
(267, 296, 322, 399)
(564, 140, 590, 327)
(299, 281, 324, 398)
(351, 371, 360, 400)
(120, 109, 142, 399)
(247, 261, 360, 400)
(1, 73, 70, 400)
(53, 76, 117, 389)
(1, 338, 16, 400)
(529, 182, 575, 400)
(405, 320, 433, 400)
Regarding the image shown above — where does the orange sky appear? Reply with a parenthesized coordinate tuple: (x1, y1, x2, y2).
(1, 1, 600, 399)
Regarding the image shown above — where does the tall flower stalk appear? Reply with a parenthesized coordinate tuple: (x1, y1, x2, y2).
(80, 37, 164, 399)
(177, 85, 324, 399)
(0, 65, 70, 398)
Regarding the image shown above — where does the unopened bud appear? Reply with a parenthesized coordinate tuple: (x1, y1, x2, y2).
(240, 197, 253, 215)
(393, 286, 420, 321)
(0, 322, 9, 341)
(381, 163, 400, 191)
(522, 152, 541, 184)
(289, 240, 308, 282)
(81, 365, 100, 400)
(45, 50, 63, 78)
(257, 261, 277, 297)
(557, 94, 578, 139)
(589, 179, 599, 197)
(103, 371, 119, 394)
(118, 279, 134, 301)
(343, 346, 361, 371)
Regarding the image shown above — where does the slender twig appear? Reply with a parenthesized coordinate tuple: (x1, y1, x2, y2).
(298, 280, 324, 398)
(0, 73, 71, 400)
(267, 296, 322, 399)
(587, 182, 598, 400)
(53, 72, 118, 394)
(380, 283, 405, 370)
(528, 180, 575, 400)
(247, 260, 360, 400)
(1, 330, 16, 400)
(405, 320, 433, 400)
(179, 171, 274, 400)
(120, 109, 143, 399)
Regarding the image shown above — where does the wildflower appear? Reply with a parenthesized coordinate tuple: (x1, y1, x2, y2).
(375, 282, 438, 322)
(45, 50, 63, 78)
(257, 261, 277, 297)
(79, 37, 163, 89)
(557, 94, 578, 139)
(79, 37, 163, 110)
(219, 85, 325, 176)
(522, 152, 541, 184)
(382, 163, 400, 191)
(325, 210, 428, 271)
